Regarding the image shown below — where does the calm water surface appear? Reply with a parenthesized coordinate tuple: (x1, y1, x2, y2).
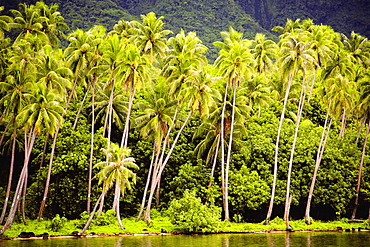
(1, 232, 370, 247)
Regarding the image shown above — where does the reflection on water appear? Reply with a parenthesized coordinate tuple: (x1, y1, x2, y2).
(1, 232, 370, 247)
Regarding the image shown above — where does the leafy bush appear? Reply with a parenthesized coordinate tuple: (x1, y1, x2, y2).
(76, 210, 117, 229)
(166, 190, 223, 233)
(49, 214, 67, 232)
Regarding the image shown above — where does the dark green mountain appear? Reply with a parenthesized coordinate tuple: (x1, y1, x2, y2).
(1, 0, 369, 42)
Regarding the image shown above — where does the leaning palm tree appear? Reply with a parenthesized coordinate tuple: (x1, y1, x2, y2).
(80, 143, 138, 233)
(351, 68, 370, 219)
(142, 30, 208, 223)
(134, 80, 176, 221)
(0, 82, 64, 235)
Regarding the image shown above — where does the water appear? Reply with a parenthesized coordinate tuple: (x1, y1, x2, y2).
(1, 232, 370, 247)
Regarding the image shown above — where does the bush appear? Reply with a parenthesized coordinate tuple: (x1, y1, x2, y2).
(76, 210, 116, 229)
(49, 214, 67, 232)
(166, 190, 223, 233)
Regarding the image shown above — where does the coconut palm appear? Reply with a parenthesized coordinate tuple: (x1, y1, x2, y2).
(214, 27, 254, 221)
(34, 1, 68, 47)
(0, 6, 12, 39)
(130, 12, 172, 63)
(142, 30, 208, 223)
(9, 3, 48, 44)
(95, 143, 138, 229)
(351, 68, 370, 219)
(0, 82, 63, 234)
(135, 81, 176, 221)
(116, 42, 150, 149)
(0, 70, 32, 224)
(251, 33, 276, 75)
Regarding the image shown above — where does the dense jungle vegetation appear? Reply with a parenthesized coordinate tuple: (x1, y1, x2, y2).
(0, 1, 370, 234)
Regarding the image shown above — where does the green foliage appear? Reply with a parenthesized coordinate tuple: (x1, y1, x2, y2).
(229, 165, 270, 216)
(49, 214, 67, 232)
(166, 190, 224, 232)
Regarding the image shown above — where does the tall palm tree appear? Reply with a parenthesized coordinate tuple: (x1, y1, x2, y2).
(9, 3, 47, 44)
(130, 12, 172, 63)
(143, 30, 208, 223)
(38, 27, 105, 219)
(281, 33, 317, 230)
(116, 42, 150, 149)
(214, 27, 254, 221)
(0, 71, 31, 224)
(0, 82, 63, 234)
(135, 80, 176, 221)
(251, 33, 276, 75)
(351, 68, 370, 219)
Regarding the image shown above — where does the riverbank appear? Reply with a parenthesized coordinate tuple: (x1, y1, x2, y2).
(1, 217, 369, 240)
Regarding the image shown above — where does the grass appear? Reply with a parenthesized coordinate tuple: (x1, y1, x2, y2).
(1, 217, 369, 238)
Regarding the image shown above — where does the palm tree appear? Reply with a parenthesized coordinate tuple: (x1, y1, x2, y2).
(281, 33, 317, 230)
(38, 26, 105, 218)
(214, 27, 254, 221)
(0, 82, 63, 234)
(116, 42, 150, 149)
(130, 12, 172, 63)
(34, 1, 68, 47)
(0, 71, 31, 224)
(0, 6, 12, 39)
(341, 31, 370, 68)
(9, 2, 48, 44)
(94, 143, 137, 229)
(135, 80, 176, 221)
(142, 30, 208, 223)
(251, 33, 276, 75)
(351, 68, 370, 219)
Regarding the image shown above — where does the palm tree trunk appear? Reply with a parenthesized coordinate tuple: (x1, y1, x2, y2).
(39, 131, 49, 168)
(114, 183, 124, 230)
(107, 80, 115, 152)
(305, 112, 332, 224)
(284, 82, 307, 230)
(87, 81, 95, 214)
(21, 168, 28, 225)
(0, 124, 17, 224)
(339, 109, 346, 138)
(98, 193, 105, 216)
(355, 117, 366, 144)
(121, 88, 136, 149)
(265, 74, 293, 225)
(220, 82, 229, 221)
(0, 114, 14, 148)
(208, 137, 221, 190)
(224, 78, 238, 222)
(0, 129, 36, 235)
(136, 145, 156, 221)
(144, 111, 191, 223)
(351, 118, 370, 219)
(73, 83, 91, 130)
(79, 192, 104, 235)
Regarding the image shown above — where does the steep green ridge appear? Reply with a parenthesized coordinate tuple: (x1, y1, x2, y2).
(0, 0, 273, 59)
(235, 0, 370, 38)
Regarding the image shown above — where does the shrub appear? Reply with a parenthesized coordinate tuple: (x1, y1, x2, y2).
(166, 190, 223, 233)
(49, 214, 67, 232)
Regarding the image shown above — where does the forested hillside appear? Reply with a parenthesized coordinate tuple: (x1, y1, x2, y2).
(0, 1, 370, 235)
(1, 0, 368, 58)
